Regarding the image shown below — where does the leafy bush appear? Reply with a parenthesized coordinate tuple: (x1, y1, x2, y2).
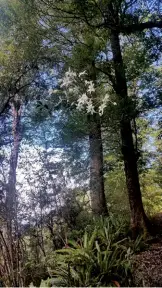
(45, 217, 142, 287)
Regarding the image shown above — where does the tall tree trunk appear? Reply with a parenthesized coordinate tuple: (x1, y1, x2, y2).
(110, 29, 150, 236)
(87, 62, 108, 216)
(5, 97, 23, 286)
(7, 99, 21, 215)
(88, 113, 108, 215)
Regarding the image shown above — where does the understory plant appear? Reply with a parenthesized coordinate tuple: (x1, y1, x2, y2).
(42, 216, 144, 287)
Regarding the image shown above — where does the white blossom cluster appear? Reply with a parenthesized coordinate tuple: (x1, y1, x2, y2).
(51, 68, 117, 116)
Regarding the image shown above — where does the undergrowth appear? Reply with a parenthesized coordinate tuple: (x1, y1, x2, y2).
(38, 216, 146, 287)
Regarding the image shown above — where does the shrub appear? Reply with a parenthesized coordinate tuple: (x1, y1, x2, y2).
(45, 216, 141, 287)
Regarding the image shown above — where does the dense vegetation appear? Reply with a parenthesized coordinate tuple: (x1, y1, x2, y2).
(0, 0, 162, 286)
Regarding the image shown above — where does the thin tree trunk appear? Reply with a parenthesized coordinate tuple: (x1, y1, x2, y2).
(110, 29, 150, 236)
(5, 97, 22, 286)
(88, 113, 108, 215)
(7, 99, 22, 214)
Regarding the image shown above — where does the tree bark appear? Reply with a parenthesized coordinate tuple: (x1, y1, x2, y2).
(5, 97, 23, 286)
(110, 28, 150, 236)
(7, 99, 21, 214)
(88, 113, 108, 215)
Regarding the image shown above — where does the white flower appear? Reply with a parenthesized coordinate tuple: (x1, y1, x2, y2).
(60, 68, 77, 88)
(86, 100, 95, 114)
(87, 81, 95, 94)
(98, 102, 107, 116)
(84, 80, 95, 94)
(60, 76, 72, 88)
(77, 93, 88, 105)
(85, 80, 90, 86)
(76, 94, 88, 111)
(103, 94, 110, 103)
(79, 70, 87, 77)
(113, 102, 117, 105)
(66, 68, 77, 78)
(76, 102, 84, 111)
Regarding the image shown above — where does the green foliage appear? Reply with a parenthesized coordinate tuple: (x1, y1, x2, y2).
(40, 277, 52, 287)
(104, 163, 130, 219)
(45, 217, 144, 287)
(141, 170, 162, 216)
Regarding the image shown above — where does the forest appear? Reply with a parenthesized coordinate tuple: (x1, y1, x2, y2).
(0, 0, 162, 286)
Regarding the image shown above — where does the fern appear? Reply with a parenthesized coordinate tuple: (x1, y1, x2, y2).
(44, 218, 129, 286)
(41, 217, 145, 287)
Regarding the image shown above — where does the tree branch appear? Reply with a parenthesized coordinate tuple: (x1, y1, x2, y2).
(121, 20, 162, 34)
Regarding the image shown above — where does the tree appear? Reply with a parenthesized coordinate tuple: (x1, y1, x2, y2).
(0, 1, 50, 284)
(33, 0, 162, 235)
(68, 39, 109, 215)
(46, 24, 109, 215)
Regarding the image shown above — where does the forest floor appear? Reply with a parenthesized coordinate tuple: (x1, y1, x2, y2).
(133, 237, 162, 286)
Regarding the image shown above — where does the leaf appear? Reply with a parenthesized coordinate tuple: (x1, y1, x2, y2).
(83, 232, 88, 248)
(68, 239, 80, 248)
(95, 240, 100, 252)
(55, 248, 74, 254)
(70, 267, 80, 281)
